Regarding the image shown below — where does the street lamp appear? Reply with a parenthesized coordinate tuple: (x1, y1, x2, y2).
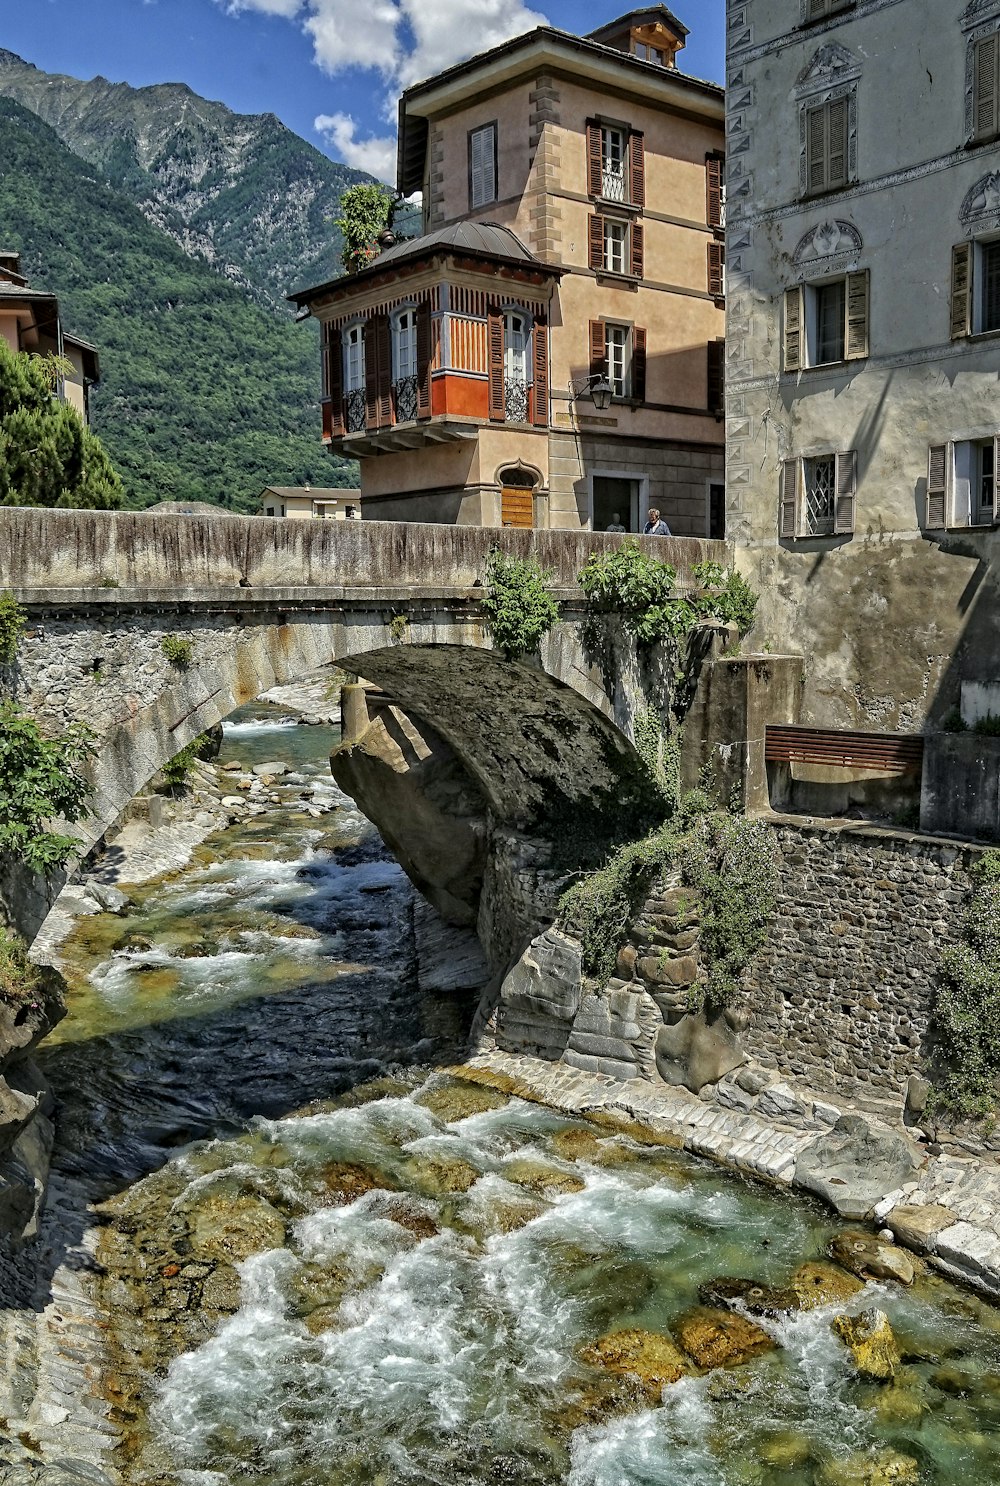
(570, 372, 614, 412)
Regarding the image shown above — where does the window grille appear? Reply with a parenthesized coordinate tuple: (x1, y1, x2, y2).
(804, 456, 837, 535)
(344, 388, 366, 433)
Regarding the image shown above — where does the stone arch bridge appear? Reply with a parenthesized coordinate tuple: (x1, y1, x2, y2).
(0, 509, 726, 945)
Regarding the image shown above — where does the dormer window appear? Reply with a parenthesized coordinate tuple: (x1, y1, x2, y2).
(634, 41, 665, 65)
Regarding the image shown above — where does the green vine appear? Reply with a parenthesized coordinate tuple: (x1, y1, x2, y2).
(930, 849, 1000, 1118)
(577, 543, 758, 648)
(336, 184, 395, 275)
(0, 591, 25, 667)
(632, 706, 680, 811)
(481, 549, 560, 661)
(0, 702, 95, 873)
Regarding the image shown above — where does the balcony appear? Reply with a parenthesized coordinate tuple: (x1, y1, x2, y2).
(602, 165, 626, 203)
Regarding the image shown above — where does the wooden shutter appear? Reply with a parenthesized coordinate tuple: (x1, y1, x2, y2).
(364, 319, 379, 429)
(469, 125, 496, 208)
(632, 327, 647, 402)
(376, 314, 392, 427)
(629, 130, 645, 208)
(975, 34, 999, 141)
(532, 312, 549, 428)
(780, 459, 800, 539)
(590, 319, 607, 378)
(587, 120, 602, 197)
(827, 98, 849, 190)
(846, 269, 869, 359)
(416, 299, 432, 419)
(630, 221, 644, 280)
(784, 286, 803, 372)
(706, 154, 723, 229)
(995, 436, 1000, 525)
(807, 0, 827, 18)
(951, 243, 973, 339)
(488, 304, 505, 421)
(326, 325, 344, 437)
(708, 241, 725, 297)
(806, 105, 827, 193)
(707, 339, 724, 415)
(834, 449, 857, 535)
(926, 444, 949, 529)
(589, 214, 605, 272)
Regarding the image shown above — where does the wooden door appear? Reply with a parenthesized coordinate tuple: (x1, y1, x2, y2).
(501, 486, 534, 528)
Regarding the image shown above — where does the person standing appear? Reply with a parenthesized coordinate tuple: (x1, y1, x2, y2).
(643, 508, 671, 536)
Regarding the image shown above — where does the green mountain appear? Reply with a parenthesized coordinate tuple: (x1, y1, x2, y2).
(0, 48, 372, 310)
(0, 98, 354, 510)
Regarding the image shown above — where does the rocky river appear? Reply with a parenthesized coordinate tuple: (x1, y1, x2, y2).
(6, 712, 1000, 1486)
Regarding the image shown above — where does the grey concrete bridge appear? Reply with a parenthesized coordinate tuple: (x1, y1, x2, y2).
(0, 509, 726, 939)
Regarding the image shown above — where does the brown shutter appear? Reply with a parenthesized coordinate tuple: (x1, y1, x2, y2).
(975, 34, 999, 141)
(416, 300, 432, 419)
(587, 120, 602, 197)
(532, 313, 549, 428)
(629, 130, 645, 208)
(707, 338, 724, 416)
(827, 98, 848, 189)
(488, 304, 505, 421)
(364, 319, 379, 429)
(780, 459, 800, 539)
(632, 327, 647, 402)
(951, 243, 973, 339)
(326, 325, 344, 437)
(589, 213, 604, 271)
(926, 444, 948, 529)
(630, 221, 644, 280)
(706, 154, 723, 229)
(590, 319, 607, 378)
(784, 286, 803, 372)
(834, 449, 857, 535)
(376, 314, 392, 427)
(846, 269, 869, 359)
(708, 241, 725, 298)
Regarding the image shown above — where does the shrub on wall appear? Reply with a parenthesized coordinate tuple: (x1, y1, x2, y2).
(0, 925, 42, 1007)
(161, 634, 193, 670)
(931, 849, 1000, 1118)
(577, 544, 759, 647)
(0, 702, 94, 873)
(0, 591, 26, 667)
(481, 550, 560, 661)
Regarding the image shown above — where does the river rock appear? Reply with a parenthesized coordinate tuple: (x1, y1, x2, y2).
(815, 1449, 919, 1486)
(252, 762, 289, 777)
(317, 1161, 395, 1204)
(86, 882, 131, 913)
(501, 1157, 585, 1195)
(674, 1307, 775, 1369)
(653, 1008, 747, 1094)
(759, 1432, 813, 1470)
(831, 1308, 901, 1381)
(415, 1079, 509, 1123)
(794, 1115, 921, 1219)
(791, 1261, 865, 1311)
(581, 1329, 689, 1393)
(499, 929, 583, 1024)
(887, 1203, 956, 1252)
(191, 1194, 286, 1263)
(698, 1276, 800, 1316)
(829, 1233, 915, 1286)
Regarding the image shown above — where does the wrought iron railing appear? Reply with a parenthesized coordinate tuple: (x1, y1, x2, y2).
(393, 375, 418, 424)
(344, 388, 366, 433)
(504, 376, 529, 424)
(602, 165, 626, 202)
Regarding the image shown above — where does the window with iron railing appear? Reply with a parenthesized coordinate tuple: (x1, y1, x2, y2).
(601, 125, 627, 201)
(392, 308, 419, 423)
(503, 311, 530, 423)
(343, 324, 366, 432)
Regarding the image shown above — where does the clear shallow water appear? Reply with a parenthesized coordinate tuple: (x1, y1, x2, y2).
(40, 711, 1000, 1486)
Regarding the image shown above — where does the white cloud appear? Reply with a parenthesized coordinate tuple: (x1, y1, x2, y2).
(304, 0, 402, 75)
(221, 0, 303, 17)
(314, 112, 397, 183)
(396, 0, 549, 89)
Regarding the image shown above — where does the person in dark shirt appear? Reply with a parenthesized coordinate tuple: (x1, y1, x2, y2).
(643, 507, 671, 536)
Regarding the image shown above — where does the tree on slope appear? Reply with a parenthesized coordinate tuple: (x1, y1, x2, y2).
(0, 342, 122, 508)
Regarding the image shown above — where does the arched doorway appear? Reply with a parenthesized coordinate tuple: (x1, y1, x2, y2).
(498, 465, 536, 529)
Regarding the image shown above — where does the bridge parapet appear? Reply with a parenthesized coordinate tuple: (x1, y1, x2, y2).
(0, 509, 729, 595)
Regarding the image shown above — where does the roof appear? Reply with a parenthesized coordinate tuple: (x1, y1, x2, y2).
(588, 6, 689, 43)
(262, 487, 361, 500)
(290, 222, 558, 308)
(396, 20, 722, 195)
(0, 285, 57, 304)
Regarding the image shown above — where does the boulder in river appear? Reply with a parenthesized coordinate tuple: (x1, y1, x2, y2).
(674, 1307, 775, 1368)
(794, 1114, 921, 1219)
(581, 1328, 689, 1393)
(791, 1261, 865, 1311)
(832, 1308, 901, 1381)
(829, 1232, 915, 1286)
(190, 1193, 287, 1263)
(815, 1448, 919, 1485)
(698, 1276, 800, 1316)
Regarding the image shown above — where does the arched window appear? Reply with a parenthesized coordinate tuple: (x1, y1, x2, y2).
(503, 310, 530, 423)
(343, 323, 365, 432)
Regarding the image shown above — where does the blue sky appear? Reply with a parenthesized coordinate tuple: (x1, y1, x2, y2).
(2, 0, 725, 182)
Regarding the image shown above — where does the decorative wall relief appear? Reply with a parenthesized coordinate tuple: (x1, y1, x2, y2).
(793, 219, 863, 266)
(961, 171, 1000, 225)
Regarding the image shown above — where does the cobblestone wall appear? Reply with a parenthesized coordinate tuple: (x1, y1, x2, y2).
(744, 823, 979, 1105)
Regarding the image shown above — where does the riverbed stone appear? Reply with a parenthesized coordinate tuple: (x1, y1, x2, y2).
(252, 762, 288, 777)
(887, 1204, 956, 1252)
(829, 1233, 915, 1286)
(654, 1010, 747, 1094)
(190, 1195, 286, 1263)
(831, 1309, 901, 1381)
(698, 1276, 800, 1316)
(674, 1307, 775, 1369)
(794, 1116, 921, 1219)
(791, 1261, 865, 1311)
(581, 1329, 689, 1393)
(814, 1449, 919, 1486)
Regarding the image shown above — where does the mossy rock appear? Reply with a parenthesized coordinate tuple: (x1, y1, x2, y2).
(581, 1328, 689, 1394)
(675, 1308, 775, 1369)
(791, 1261, 865, 1312)
(550, 1127, 609, 1163)
(303, 1304, 342, 1336)
(872, 1376, 930, 1426)
(315, 1161, 395, 1204)
(189, 1195, 286, 1264)
(414, 1080, 510, 1123)
(377, 1199, 439, 1239)
(406, 1153, 482, 1195)
(814, 1449, 919, 1486)
(831, 1309, 900, 1382)
(758, 1431, 813, 1471)
(582, 1108, 685, 1148)
(829, 1233, 915, 1286)
(555, 1376, 653, 1431)
(699, 1276, 800, 1317)
(501, 1158, 586, 1195)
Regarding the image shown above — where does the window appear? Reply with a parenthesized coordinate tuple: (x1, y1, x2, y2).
(803, 0, 855, 19)
(601, 125, 627, 201)
(805, 97, 849, 194)
(392, 308, 418, 422)
(974, 33, 1000, 143)
(589, 319, 646, 401)
(925, 439, 1000, 528)
(469, 123, 498, 210)
(634, 41, 665, 64)
(779, 451, 857, 538)
(589, 213, 643, 278)
(708, 242, 726, 300)
(503, 311, 529, 423)
(343, 323, 366, 433)
(950, 239, 1000, 337)
(604, 219, 627, 275)
(587, 121, 645, 206)
(707, 154, 726, 231)
(606, 324, 630, 397)
(784, 271, 869, 371)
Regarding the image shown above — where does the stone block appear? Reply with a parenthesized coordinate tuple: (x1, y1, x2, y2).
(888, 1204, 957, 1253)
(638, 955, 699, 988)
(757, 1082, 811, 1124)
(499, 928, 582, 1023)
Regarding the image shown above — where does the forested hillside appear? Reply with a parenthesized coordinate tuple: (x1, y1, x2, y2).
(0, 99, 355, 510)
(0, 48, 374, 310)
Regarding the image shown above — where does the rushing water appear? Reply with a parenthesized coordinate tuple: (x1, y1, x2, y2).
(38, 712, 1000, 1486)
